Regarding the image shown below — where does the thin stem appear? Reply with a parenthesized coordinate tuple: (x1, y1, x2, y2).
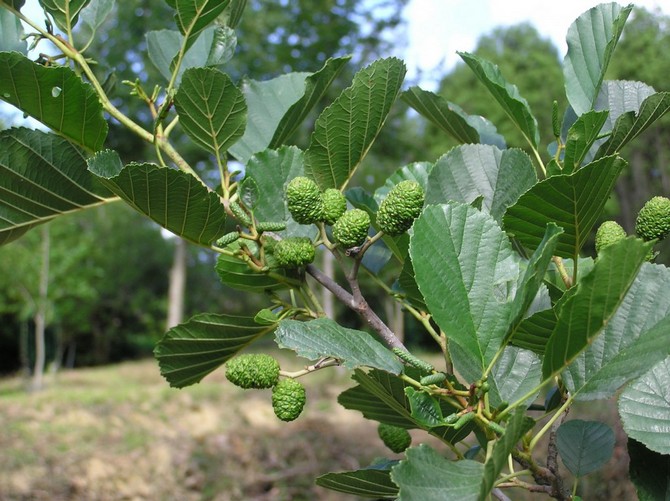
(280, 357, 341, 378)
(528, 394, 573, 452)
(552, 256, 573, 289)
(498, 377, 552, 421)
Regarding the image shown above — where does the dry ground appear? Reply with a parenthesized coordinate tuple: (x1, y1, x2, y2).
(0, 351, 637, 500)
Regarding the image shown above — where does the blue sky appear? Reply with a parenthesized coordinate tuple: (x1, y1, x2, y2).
(401, 0, 670, 89)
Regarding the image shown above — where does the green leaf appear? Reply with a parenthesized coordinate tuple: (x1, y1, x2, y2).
(38, 0, 91, 30)
(0, 7, 27, 52)
(410, 202, 519, 376)
(174, 67, 246, 156)
(229, 72, 310, 164)
(0, 52, 108, 151)
(146, 26, 235, 84)
(542, 237, 652, 379)
(489, 346, 542, 408)
(596, 92, 670, 159)
(562, 110, 609, 173)
(512, 309, 557, 355)
(458, 51, 539, 149)
(556, 420, 615, 477)
(338, 368, 417, 428)
(88, 150, 226, 245)
(275, 318, 402, 374)
(80, 0, 115, 31)
(305, 57, 406, 189)
(154, 313, 275, 388)
(166, 0, 230, 55)
(269, 56, 350, 149)
(564, 264, 670, 400)
(391, 445, 484, 501)
(563, 3, 633, 115)
(503, 155, 626, 258)
(405, 388, 446, 428)
(426, 145, 537, 224)
(215, 242, 291, 292)
(480, 409, 535, 499)
(0, 128, 113, 246)
(316, 468, 398, 499)
(400, 86, 479, 144)
(627, 439, 670, 501)
(619, 357, 670, 455)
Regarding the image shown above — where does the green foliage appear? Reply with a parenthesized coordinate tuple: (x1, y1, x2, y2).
(2, 2, 670, 498)
(272, 378, 306, 422)
(225, 353, 280, 389)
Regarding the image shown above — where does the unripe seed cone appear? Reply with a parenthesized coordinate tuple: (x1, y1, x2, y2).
(595, 220, 627, 254)
(321, 188, 347, 225)
(274, 237, 315, 268)
(332, 209, 370, 248)
(377, 423, 411, 453)
(226, 354, 280, 389)
(272, 378, 306, 422)
(635, 196, 670, 241)
(377, 180, 425, 236)
(286, 177, 324, 224)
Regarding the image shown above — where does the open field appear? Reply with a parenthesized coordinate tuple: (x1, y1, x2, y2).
(0, 352, 637, 500)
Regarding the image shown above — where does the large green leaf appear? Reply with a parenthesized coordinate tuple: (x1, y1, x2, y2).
(401, 86, 506, 146)
(542, 237, 651, 379)
(304, 57, 406, 189)
(489, 346, 542, 408)
(174, 67, 246, 156)
(165, 0, 230, 55)
(154, 313, 276, 388)
(619, 357, 670, 455)
(564, 264, 670, 400)
(627, 439, 670, 501)
(391, 445, 484, 501)
(316, 468, 398, 499)
(562, 110, 609, 173)
(0, 52, 108, 151)
(480, 409, 535, 499)
(410, 202, 519, 375)
(147, 26, 236, 84)
(595, 91, 670, 158)
(556, 420, 615, 477)
(275, 318, 402, 374)
(38, 0, 90, 30)
(0, 7, 26, 52)
(228, 72, 309, 164)
(269, 56, 350, 149)
(425, 145, 536, 224)
(503, 155, 626, 258)
(563, 3, 632, 115)
(512, 309, 557, 355)
(0, 128, 113, 246)
(88, 150, 226, 245)
(458, 52, 539, 149)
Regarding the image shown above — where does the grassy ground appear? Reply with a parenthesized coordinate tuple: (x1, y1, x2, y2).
(0, 351, 638, 500)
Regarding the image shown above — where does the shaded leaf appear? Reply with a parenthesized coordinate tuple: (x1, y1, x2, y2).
(480, 409, 535, 499)
(154, 313, 275, 388)
(489, 346, 542, 408)
(458, 51, 539, 149)
(174, 67, 246, 156)
(0, 128, 113, 246)
(316, 469, 398, 499)
(563, 3, 632, 115)
(0, 52, 108, 151)
(88, 150, 226, 245)
(80, 0, 115, 31)
(556, 420, 615, 477)
(542, 238, 652, 379)
(627, 439, 670, 501)
(229, 72, 310, 164)
(305, 57, 406, 189)
(512, 309, 557, 355)
(426, 145, 537, 224)
(405, 388, 445, 428)
(0, 7, 27, 52)
(166, 0, 230, 55)
(619, 357, 670, 455)
(391, 445, 484, 501)
(596, 92, 670, 158)
(564, 264, 670, 400)
(38, 0, 90, 30)
(215, 242, 292, 292)
(562, 110, 609, 173)
(275, 318, 402, 374)
(269, 56, 350, 149)
(503, 155, 626, 258)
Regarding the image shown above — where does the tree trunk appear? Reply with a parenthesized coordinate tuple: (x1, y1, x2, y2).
(31, 225, 50, 392)
(166, 238, 187, 329)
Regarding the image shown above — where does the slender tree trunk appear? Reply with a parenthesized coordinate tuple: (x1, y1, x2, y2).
(31, 225, 50, 392)
(167, 238, 187, 329)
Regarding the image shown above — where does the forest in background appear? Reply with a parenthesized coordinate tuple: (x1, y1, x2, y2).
(1, 1, 668, 381)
